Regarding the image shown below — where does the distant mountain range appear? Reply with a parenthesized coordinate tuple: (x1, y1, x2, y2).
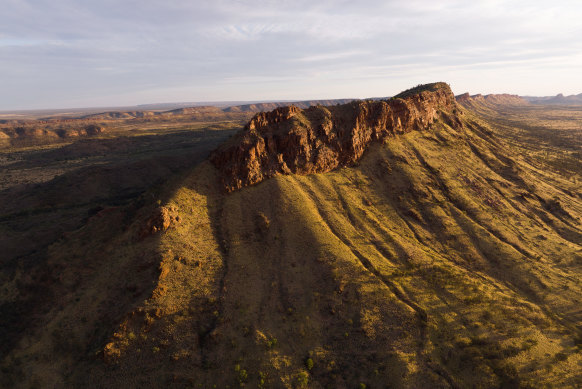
(522, 93, 582, 104)
(0, 98, 361, 120)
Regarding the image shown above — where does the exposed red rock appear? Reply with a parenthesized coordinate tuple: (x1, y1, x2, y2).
(211, 82, 458, 191)
(138, 206, 179, 240)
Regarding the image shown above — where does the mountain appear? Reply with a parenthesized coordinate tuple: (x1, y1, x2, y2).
(1, 83, 581, 388)
(223, 99, 357, 113)
(522, 93, 582, 105)
(456, 92, 582, 106)
(0, 99, 356, 148)
(213, 83, 455, 191)
(456, 93, 529, 107)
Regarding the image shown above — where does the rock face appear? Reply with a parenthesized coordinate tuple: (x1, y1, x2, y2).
(211, 82, 458, 191)
(138, 206, 179, 240)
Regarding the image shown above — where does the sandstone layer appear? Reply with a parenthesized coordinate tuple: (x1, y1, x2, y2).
(211, 82, 458, 191)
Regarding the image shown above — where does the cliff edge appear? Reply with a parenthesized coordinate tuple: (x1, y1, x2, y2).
(211, 82, 458, 191)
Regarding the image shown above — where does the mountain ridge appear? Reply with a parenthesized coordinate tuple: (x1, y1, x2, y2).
(211, 82, 457, 191)
(456, 93, 529, 107)
(523, 93, 582, 105)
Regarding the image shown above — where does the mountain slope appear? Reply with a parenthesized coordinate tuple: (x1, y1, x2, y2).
(1, 83, 581, 388)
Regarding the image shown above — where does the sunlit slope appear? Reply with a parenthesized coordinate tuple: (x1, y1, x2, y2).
(94, 111, 581, 388)
(3, 106, 580, 388)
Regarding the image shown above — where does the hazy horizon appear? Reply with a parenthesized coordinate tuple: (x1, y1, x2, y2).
(0, 97, 367, 114)
(2, 0, 582, 110)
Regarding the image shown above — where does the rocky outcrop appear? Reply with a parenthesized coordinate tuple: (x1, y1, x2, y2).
(211, 82, 458, 191)
(138, 206, 180, 240)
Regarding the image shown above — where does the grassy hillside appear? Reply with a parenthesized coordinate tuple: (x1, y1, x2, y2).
(1, 101, 581, 388)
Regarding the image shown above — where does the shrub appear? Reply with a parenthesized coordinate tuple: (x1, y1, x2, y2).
(258, 371, 267, 388)
(295, 372, 309, 388)
(267, 337, 278, 349)
(234, 365, 248, 385)
(238, 369, 248, 385)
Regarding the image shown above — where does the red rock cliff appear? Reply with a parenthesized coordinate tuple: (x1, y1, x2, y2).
(211, 82, 458, 191)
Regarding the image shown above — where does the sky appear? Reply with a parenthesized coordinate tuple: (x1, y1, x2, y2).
(1, 0, 582, 110)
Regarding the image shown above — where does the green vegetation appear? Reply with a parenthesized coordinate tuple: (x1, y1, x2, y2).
(258, 371, 267, 388)
(266, 337, 278, 349)
(295, 372, 309, 388)
(234, 364, 248, 385)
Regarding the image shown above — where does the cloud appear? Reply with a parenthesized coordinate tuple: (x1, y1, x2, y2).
(1, 1, 582, 109)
